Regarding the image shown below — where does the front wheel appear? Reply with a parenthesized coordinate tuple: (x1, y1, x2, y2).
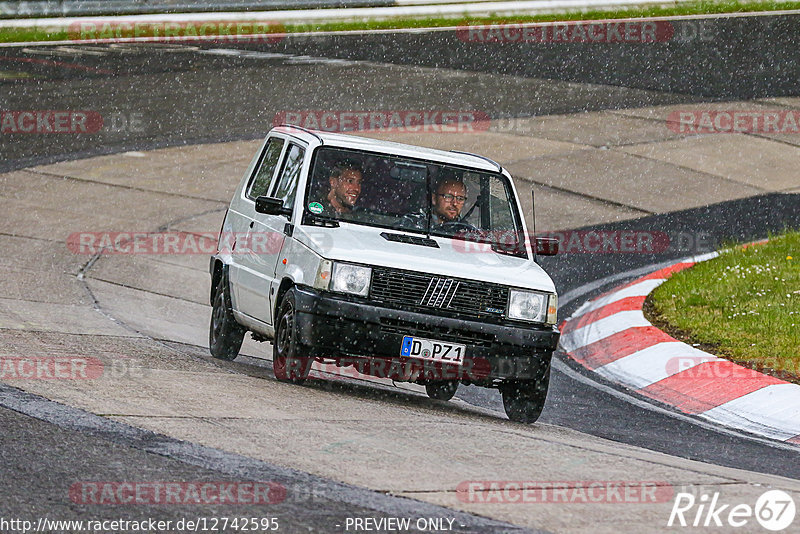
(209, 273, 246, 361)
(273, 288, 312, 384)
(425, 380, 459, 401)
(500, 366, 550, 424)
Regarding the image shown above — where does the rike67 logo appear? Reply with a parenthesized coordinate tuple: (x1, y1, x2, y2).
(668, 490, 796, 531)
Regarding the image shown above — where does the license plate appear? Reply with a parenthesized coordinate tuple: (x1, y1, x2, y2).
(400, 336, 465, 365)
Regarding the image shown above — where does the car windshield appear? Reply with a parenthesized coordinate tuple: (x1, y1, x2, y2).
(304, 146, 526, 254)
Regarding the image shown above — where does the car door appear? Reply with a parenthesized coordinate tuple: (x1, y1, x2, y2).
(237, 140, 307, 325)
(229, 136, 285, 318)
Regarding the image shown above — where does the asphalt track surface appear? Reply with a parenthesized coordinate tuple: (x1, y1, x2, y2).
(1, 14, 800, 530)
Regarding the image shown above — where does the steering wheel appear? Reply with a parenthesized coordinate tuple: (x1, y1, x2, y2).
(439, 220, 478, 233)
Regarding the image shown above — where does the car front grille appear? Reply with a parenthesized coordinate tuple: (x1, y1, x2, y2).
(370, 266, 508, 318)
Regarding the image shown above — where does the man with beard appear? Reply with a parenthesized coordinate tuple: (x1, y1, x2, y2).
(322, 159, 363, 217)
(400, 173, 476, 234)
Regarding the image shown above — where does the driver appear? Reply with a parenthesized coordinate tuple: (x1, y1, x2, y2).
(431, 178, 468, 225)
(400, 176, 475, 232)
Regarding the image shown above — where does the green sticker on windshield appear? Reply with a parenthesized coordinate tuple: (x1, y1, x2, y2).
(308, 202, 324, 214)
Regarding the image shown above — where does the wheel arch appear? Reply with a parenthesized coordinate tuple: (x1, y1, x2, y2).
(274, 277, 295, 317)
(210, 259, 226, 305)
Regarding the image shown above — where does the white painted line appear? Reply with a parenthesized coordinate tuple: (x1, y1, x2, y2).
(689, 251, 720, 263)
(199, 48, 293, 59)
(559, 309, 649, 351)
(0, 34, 287, 47)
(700, 384, 800, 442)
(0, 0, 683, 28)
(5, 10, 800, 49)
(570, 277, 665, 319)
(0, 5, 764, 28)
(594, 342, 719, 389)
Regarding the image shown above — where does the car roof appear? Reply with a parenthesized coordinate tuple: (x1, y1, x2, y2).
(271, 125, 502, 173)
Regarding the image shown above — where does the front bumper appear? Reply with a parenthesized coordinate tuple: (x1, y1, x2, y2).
(292, 286, 559, 382)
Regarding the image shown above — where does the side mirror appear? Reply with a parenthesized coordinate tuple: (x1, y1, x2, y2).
(255, 196, 291, 216)
(535, 237, 559, 256)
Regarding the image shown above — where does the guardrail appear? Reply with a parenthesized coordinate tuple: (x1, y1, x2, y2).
(0, 0, 398, 18)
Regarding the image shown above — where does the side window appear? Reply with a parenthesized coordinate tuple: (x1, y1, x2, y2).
(246, 138, 284, 201)
(487, 177, 518, 232)
(271, 143, 306, 211)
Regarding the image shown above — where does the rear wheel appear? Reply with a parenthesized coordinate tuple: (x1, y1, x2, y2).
(500, 364, 550, 423)
(209, 273, 246, 361)
(425, 380, 459, 401)
(273, 288, 312, 384)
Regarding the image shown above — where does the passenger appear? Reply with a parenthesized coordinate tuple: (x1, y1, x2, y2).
(318, 159, 363, 217)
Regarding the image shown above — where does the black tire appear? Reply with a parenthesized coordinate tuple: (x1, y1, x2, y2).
(209, 272, 246, 361)
(425, 380, 459, 401)
(500, 365, 550, 424)
(273, 288, 312, 384)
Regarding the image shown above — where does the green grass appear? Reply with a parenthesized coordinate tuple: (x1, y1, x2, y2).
(0, 26, 69, 43)
(649, 231, 800, 381)
(3, 0, 800, 43)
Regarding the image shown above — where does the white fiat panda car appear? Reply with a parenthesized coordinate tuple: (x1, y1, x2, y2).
(209, 125, 560, 423)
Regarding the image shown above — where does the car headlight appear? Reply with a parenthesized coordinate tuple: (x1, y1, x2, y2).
(508, 290, 550, 323)
(330, 262, 371, 297)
